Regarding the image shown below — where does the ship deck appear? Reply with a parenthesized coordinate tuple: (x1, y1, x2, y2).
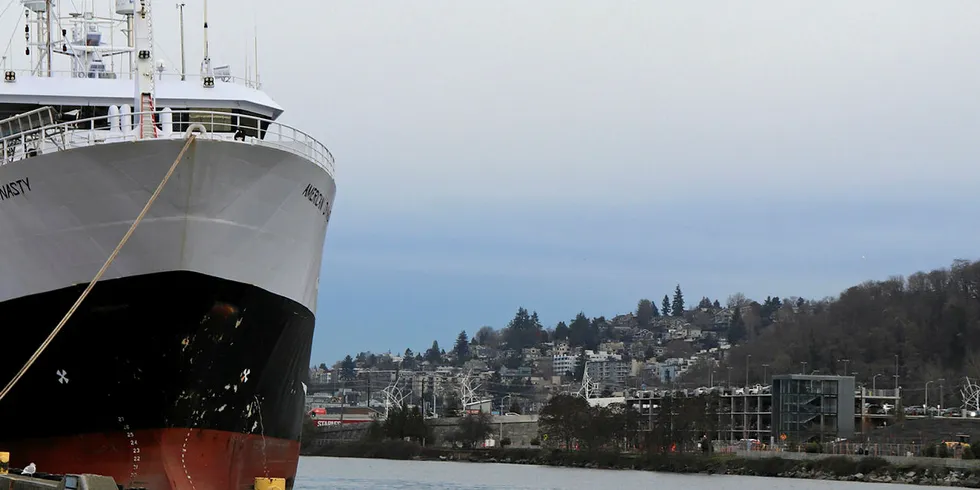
(0, 109, 334, 177)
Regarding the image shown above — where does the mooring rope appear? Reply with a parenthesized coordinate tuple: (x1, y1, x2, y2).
(0, 134, 198, 404)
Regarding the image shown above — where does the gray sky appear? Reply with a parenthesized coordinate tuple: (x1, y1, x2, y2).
(5, 1, 980, 363)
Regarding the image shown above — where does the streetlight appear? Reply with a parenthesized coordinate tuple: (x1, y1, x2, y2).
(894, 354, 900, 392)
(839, 358, 850, 375)
(762, 363, 770, 385)
(745, 354, 752, 387)
(939, 378, 945, 413)
(801, 361, 808, 374)
(873, 374, 881, 391)
(925, 381, 933, 410)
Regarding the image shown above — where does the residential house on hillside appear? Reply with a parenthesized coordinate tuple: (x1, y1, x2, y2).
(471, 345, 492, 359)
(522, 347, 542, 362)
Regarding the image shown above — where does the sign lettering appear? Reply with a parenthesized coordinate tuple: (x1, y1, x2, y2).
(0, 178, 30, 202)
(302, 183, 330, 221)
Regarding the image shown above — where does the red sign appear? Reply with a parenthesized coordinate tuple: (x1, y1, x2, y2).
(314, 419, 372, 427)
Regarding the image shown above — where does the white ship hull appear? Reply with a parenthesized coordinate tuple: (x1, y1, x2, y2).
(0, 138, 336, 311)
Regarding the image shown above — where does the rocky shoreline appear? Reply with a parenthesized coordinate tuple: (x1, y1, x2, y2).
(303, 442, 980, 487)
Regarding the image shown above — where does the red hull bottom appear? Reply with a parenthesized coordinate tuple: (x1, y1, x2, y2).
(1, 429, 299, 490)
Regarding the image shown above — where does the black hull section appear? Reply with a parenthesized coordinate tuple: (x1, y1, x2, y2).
(0, 271, 314, 442)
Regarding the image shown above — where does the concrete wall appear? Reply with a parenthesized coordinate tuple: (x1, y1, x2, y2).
(308, 415, 541, 448)
(428, 415, 540, 447)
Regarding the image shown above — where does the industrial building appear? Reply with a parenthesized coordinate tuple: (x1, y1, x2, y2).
(624, 375, 901, 444)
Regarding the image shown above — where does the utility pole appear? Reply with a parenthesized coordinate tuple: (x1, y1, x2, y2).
(939, 378, 945, 412)
(894, 354, 900, 390)
(925, 380, 933, 410)
(745, 354, 751, 387)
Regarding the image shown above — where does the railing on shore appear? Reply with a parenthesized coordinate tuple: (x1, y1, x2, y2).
(0, 109, 334, 175)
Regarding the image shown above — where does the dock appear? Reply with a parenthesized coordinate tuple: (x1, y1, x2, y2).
(0, 472, 117, 490)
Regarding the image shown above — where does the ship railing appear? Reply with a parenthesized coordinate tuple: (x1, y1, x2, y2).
(0, 110, 335, 175)
(2, 68, 264, 89)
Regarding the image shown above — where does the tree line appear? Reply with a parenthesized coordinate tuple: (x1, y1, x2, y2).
(538, 393, 722, 453)
(686, 259, 980, 405)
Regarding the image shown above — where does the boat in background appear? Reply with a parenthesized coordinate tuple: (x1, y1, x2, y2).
(0, 1, 336, 489)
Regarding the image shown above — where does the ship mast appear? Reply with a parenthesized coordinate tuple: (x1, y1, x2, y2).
(132, 0, 157, 139)
(200, 0, 213, 86)
(44, 0, 51, 77)
(177, 2, 186, 81)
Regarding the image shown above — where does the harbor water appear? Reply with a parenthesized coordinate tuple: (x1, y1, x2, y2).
(294, 456, 957, 490)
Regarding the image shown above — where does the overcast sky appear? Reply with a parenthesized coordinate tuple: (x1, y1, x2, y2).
(6, 1, 980, 365)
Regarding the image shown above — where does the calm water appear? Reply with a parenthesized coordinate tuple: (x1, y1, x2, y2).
(294, 456, 957, 490)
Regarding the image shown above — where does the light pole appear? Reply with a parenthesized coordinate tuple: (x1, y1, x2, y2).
(894, 354, 900, 391)
(745, 354, 752, 387)
(925, 381, 933, 410)
(727, 366, 732, 387)
(762, 364, 770, 385)
(939, 378, 945, 413)
(801, 361, 807, 374)
(873, 374, 881, 391)
(839, 358, 849, 375)
(499, 394, 511, 443)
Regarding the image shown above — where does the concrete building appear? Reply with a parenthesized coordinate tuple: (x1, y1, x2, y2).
(553, 354, 578, 376)
(623, 377, 900, 444)
(771, 374, 856, 443)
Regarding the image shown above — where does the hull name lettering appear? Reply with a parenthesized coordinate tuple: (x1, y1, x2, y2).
(302, 183, 329, 221)
(0, 178, 31, 202)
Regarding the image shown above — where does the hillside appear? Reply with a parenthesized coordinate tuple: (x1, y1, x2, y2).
(328, 259, 980, 407)
(706, 259, 980, 406)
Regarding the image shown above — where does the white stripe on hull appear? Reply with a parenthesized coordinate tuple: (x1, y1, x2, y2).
(0, 139, 335, 312)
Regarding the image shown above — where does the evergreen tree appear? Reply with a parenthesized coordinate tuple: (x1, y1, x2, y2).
(672, 284, 685, 317)
(713, 299, 721, 308)
(568, 312, 597, 349)
(728, 306, 747, 345)
(661, 295, 671, 317)
(453, 331, 470, 362)
(424, 340, 442, 365)
(636, 299, 655, 326)
(554, 321, 570, 341)
(504, 307, 543, 350)
(340, 355, 356, 381)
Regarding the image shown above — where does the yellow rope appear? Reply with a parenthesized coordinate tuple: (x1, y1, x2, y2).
(0, 134, 198, 404)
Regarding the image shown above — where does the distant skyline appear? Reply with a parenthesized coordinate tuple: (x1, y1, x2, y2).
(3, 1, 978, 364)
